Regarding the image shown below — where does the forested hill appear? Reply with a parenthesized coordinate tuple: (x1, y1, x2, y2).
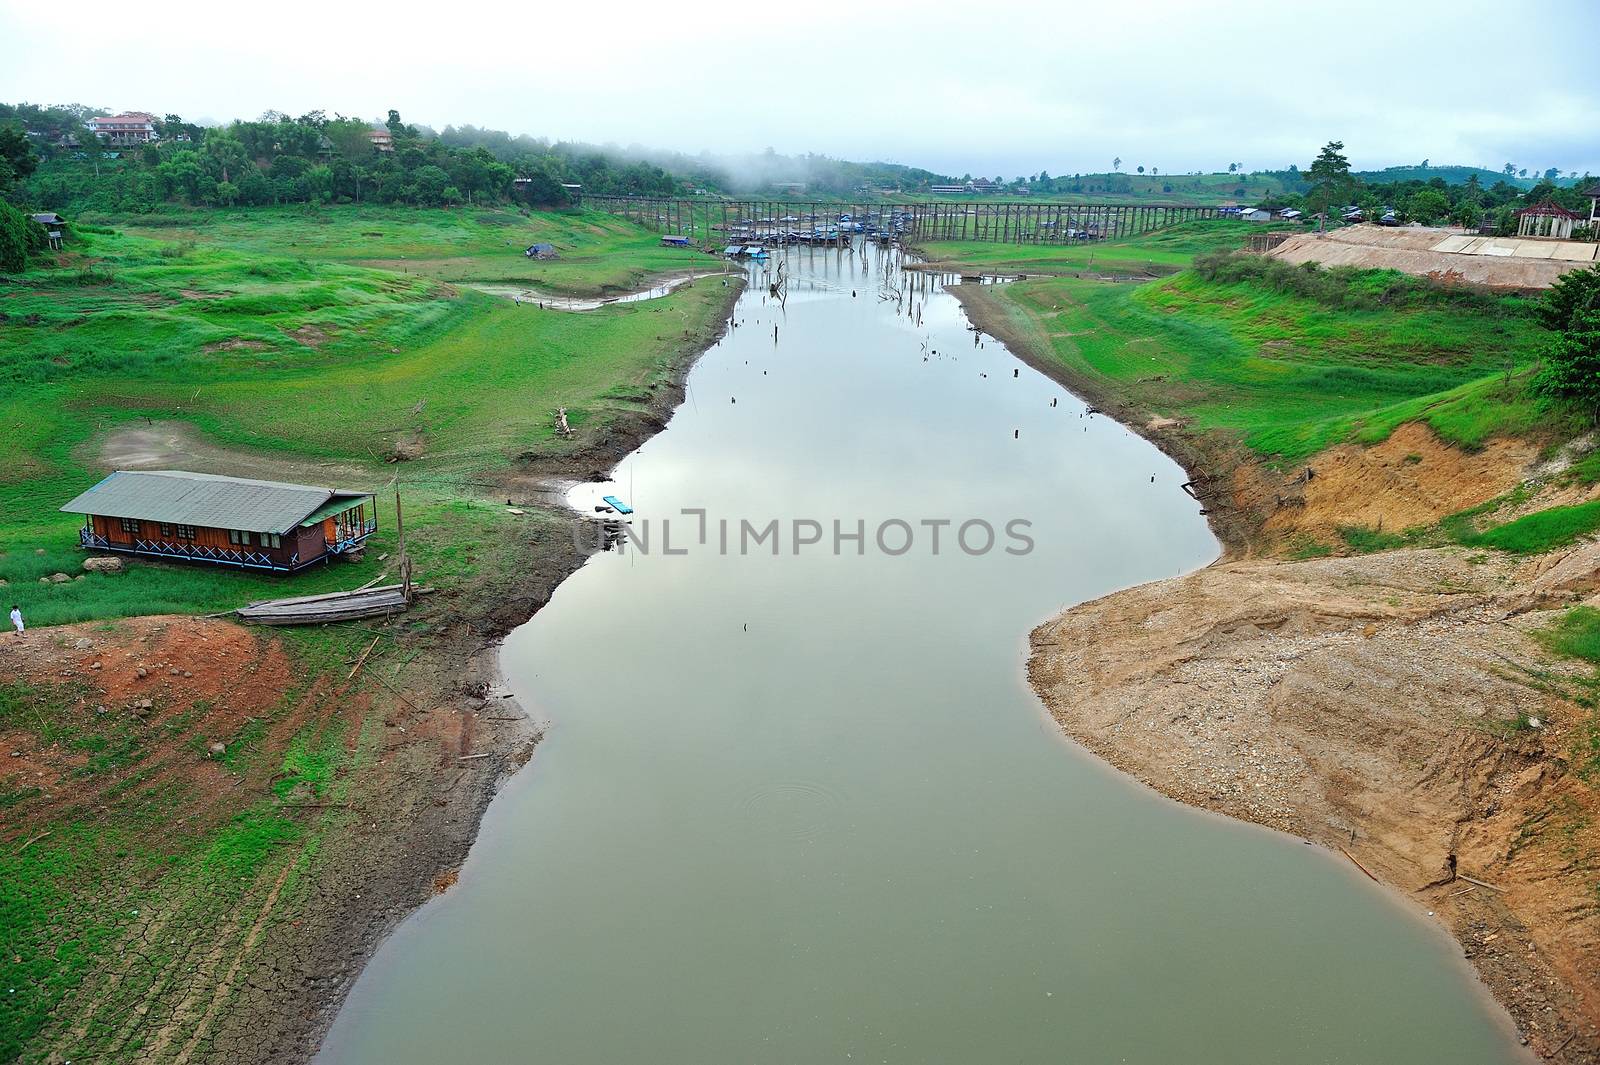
(1, 103, 960, 213)
(1, 104, 683, 212)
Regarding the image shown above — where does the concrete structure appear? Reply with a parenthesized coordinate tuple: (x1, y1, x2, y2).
(89, 112, 157, 145)
(368, 129, 393, 152)
(1583, 183, 1600, 229)
(61, 470, 376, 573)
(1516, 200, 1581, 240)
(1268, 224, 1597, 290)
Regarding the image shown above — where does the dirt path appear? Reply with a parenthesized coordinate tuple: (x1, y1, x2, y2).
(89, 420, 381, 485)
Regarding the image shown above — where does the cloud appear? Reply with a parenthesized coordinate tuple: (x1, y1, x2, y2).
(3, 0, 1596, 175)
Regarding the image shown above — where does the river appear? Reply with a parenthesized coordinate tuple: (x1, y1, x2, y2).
(317, 243, 1525, 1064)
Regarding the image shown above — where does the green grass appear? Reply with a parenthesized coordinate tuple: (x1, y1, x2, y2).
(1534, 607, 1600, 783)
(1538, 606, 1600, 666)
(1336, 524, 1419, 554)
(0, 203, 740, 1060)
(110, 204, 721, 296)
(0, 206, 736, 627)
(957, 241, 1550, 465)
(1459, 499, 1600, 555)
(0, 629, 384, 1060)
(919, 218, 1283, 276)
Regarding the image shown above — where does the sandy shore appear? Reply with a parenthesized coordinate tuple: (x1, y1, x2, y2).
(950, 278, 1600, 1062)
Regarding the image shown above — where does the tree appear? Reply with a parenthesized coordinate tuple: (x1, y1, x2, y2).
(0, 123, 39, 191)
(1540, 264, 1600, 334)
(1306, 140, 1353, 224)
(1136, 165, 1144, 175)
(1535, 307, 1600, 415)
(1504, 163, 1517, 176)
(0, 199, 44, 272)
(1406, 187, 1450, 225)
(1112, 157, 1121, 171)
(1227, 162, 1237, 173)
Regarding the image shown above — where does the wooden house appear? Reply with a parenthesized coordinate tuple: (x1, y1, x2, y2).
(61, 470, 376, 574)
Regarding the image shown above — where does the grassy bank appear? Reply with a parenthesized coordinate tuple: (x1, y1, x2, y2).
(918, 218, 1292, 276)
(1, 207, 735, 624)
(0, 205, 739, 1061)
(932, 225, 1552, 467)
(109, 205, 718, 296)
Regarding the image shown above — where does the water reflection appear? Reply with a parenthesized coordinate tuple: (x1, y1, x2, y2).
(319, 241, 1524, 1065)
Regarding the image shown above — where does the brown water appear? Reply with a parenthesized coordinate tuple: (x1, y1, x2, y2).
(317, 244, 1526, 1064)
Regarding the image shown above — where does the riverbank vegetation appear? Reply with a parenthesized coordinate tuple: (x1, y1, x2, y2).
(1, 206, 733, 622)
(946, 237, 1551, 463)
(0, 202, 739, 1061)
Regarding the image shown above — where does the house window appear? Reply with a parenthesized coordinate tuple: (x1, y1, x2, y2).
(119, 518, 140, 534)
(229, 530, 250, 545)
(266, 533, 281, 548)
(175, 524, 196, 541)
(159, 523, 173, 537)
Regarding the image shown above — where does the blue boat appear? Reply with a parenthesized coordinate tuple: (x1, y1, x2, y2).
(602, 495, 633, 515)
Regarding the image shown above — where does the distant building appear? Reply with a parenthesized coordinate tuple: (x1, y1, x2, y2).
(1239, 207, 1272, 222)
(368, 129, 394, 152)
(1278, 208, 1302, 221)
(1581, 183, 1600, 230)
(561, 182, 583, 205)
(660, 234, 692, 247)
(30, 213, 65, 250)
(773, 182, 806, 193)
(89, 112, 158, 145)
(929, 185, 966, 195)
(1516, 200, 1581, 240)
(61, 470, 377, 574)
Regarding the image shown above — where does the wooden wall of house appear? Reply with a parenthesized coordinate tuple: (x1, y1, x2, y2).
(87, 515, 328, 570)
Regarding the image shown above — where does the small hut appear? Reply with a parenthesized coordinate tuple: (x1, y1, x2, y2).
(30, 213, 65, 250)
(1516, 200, 1581, 240)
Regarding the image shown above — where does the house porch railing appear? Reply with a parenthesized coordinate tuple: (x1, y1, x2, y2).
(327, 517, 378, 555)
(79, 527, 297, 571)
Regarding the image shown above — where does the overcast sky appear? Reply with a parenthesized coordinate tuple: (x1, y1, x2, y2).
(4, 0, 1596, 178)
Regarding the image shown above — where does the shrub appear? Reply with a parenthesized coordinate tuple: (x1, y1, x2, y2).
(0, 199, 44, 273)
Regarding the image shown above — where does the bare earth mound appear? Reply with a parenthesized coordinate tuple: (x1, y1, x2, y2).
(1030, 544, 1600, 1060)
(1268, 226, 1592, 290)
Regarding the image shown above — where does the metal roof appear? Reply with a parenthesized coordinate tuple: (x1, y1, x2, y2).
(60, 470, 372, 534)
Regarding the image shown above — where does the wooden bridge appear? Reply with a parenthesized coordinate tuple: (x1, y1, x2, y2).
(583, 195, 1221, 246)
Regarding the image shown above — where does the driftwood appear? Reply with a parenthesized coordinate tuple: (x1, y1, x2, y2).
(1339, 846, 1379, 882)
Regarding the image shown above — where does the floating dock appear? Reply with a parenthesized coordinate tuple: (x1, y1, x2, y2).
(602, 495, 634, 515)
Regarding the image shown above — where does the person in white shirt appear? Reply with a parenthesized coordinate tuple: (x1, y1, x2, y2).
(9, 605, 23, 634)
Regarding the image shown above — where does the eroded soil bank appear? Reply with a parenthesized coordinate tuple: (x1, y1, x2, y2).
(953, 281, 1600, 1061)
